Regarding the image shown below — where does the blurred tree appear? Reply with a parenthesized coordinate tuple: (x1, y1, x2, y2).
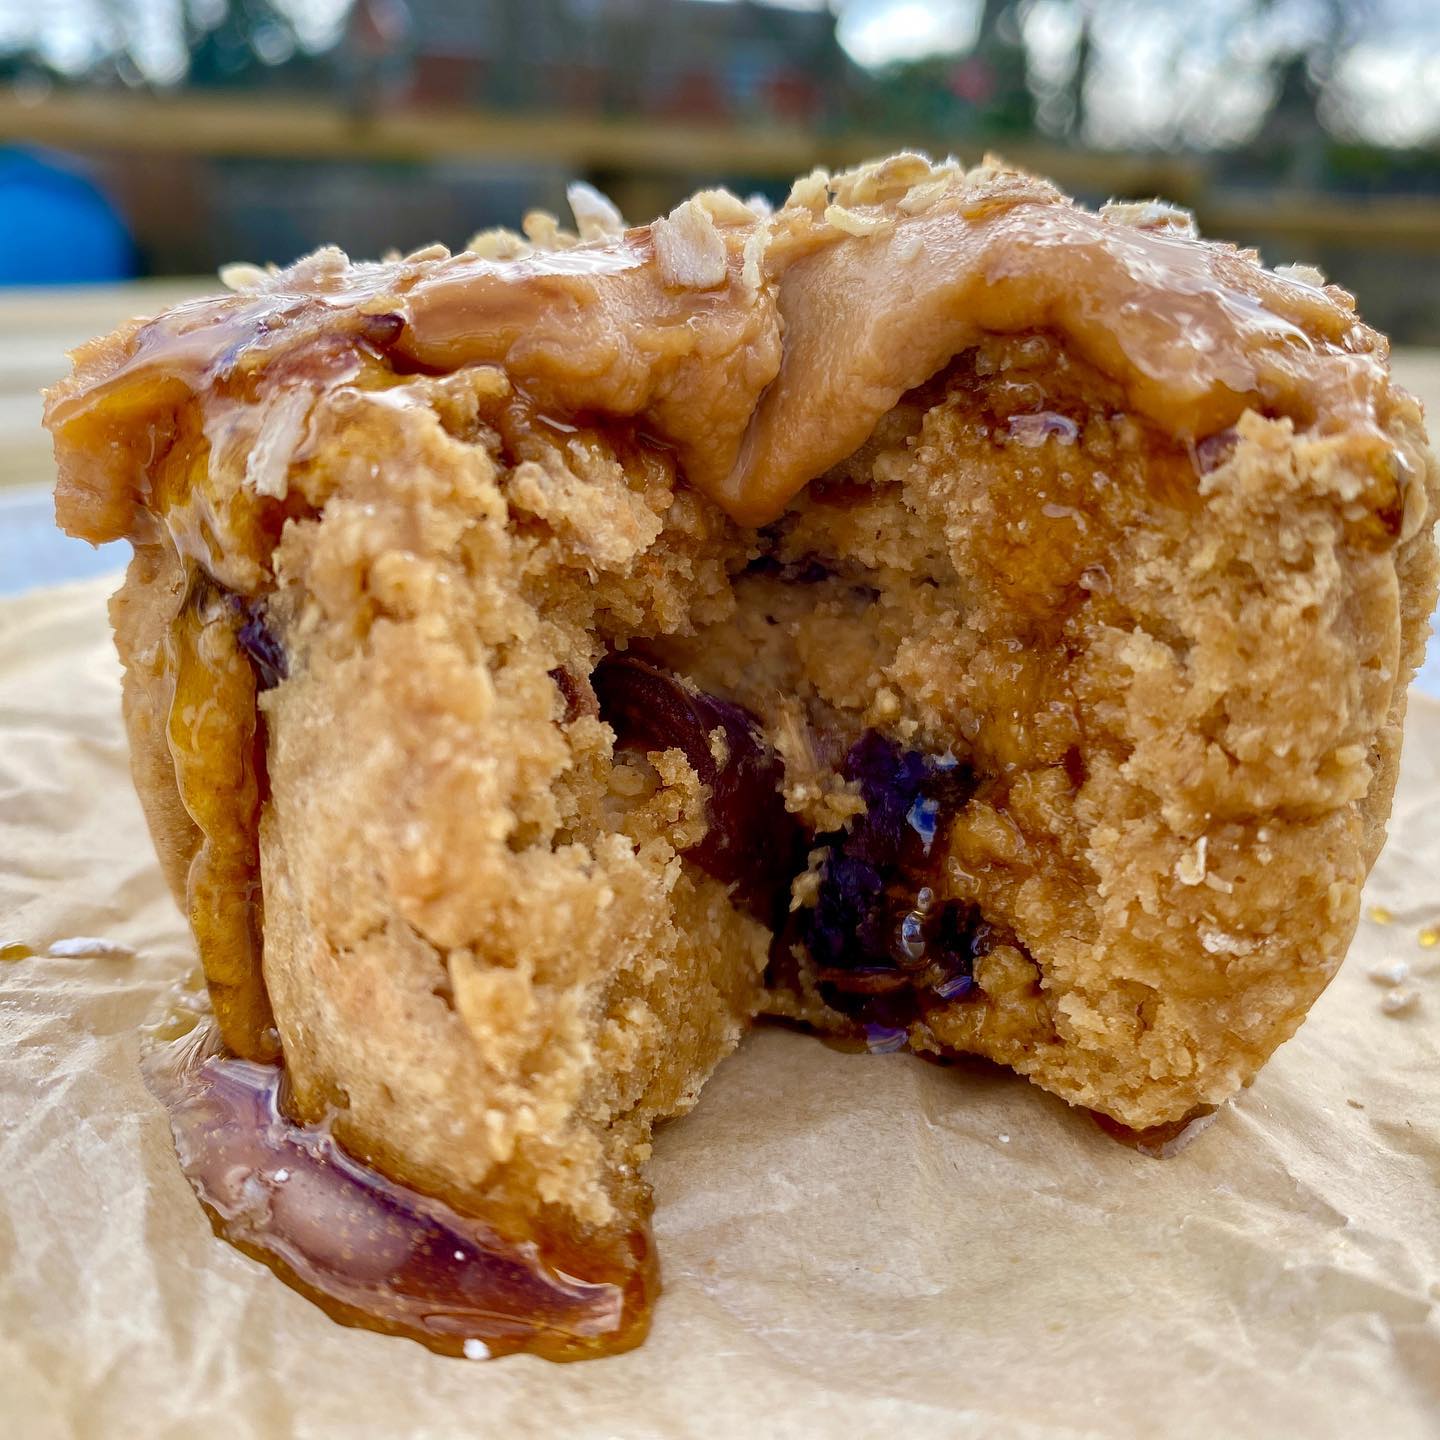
(339, 0, 412, 115)
(187, 1, 301, 87)
(863, 0, 1033, 139)
(971, 0, 1034, 136)
(1059, 7, 1092, 141)
(1254, 51, 1326, 185)
(1243, 0, 1376, 186)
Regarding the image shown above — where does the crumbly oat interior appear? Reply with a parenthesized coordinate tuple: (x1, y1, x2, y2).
(666, 339, 1437, 1126)
(255, 381, 772, 1234)
(106, 367, 771, 1240)
(49, 154, 1439, 1255)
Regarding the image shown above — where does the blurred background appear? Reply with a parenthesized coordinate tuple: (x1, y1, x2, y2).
(1, 0, 1438, 322)
(0, 0, 1436, 695)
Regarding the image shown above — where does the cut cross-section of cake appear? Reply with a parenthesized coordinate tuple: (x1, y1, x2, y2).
(47, 153, 1438, 1359)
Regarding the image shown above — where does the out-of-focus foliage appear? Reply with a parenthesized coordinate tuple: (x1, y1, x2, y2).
(2, 0, 1438, 169)
(2, 1, 1437, 337)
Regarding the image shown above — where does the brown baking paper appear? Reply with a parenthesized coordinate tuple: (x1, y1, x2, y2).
(2, 576, 1438, 1440)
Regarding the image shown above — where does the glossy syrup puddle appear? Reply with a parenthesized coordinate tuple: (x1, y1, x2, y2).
(4, 938, 138, 963)
(1092, 1106, 1220, 1157)
(141, 1001, 655, 1361)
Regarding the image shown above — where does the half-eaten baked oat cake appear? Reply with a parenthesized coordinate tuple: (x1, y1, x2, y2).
(47, 154, 1438, 1358)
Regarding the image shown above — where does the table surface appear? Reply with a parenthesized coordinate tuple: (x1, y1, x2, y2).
(2, 280, 1437, 697)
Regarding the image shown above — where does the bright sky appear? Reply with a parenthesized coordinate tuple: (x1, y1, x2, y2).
(0, 0, 353, 82)
(838, 0, 983, 66)
(839, 0, 1440, 148)
(2, 0, 1438, 149)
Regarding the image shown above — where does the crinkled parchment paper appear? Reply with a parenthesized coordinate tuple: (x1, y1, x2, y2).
(3, 577, 1438, 1440)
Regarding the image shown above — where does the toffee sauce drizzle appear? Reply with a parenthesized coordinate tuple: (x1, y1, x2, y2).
(142, 1017, 655, 1361)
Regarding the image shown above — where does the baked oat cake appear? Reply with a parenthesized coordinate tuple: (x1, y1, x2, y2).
(47, 153, 1438, 1355)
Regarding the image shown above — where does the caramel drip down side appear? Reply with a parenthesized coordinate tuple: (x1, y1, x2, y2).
(166, 582, 276, 1060)
(143, 1015, 656, 1360)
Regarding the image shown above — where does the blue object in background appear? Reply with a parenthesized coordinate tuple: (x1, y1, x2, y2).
(0, 148, 136, 286)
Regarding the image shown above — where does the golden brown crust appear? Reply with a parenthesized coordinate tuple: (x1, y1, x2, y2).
(109, 542, 196, 906)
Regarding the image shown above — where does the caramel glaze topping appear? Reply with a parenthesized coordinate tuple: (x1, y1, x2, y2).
(729, 184, 1395, 523)
(49, 158, 1399, 545)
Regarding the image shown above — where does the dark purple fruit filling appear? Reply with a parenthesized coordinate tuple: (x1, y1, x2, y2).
(592, 655, 805, 925)
(796, 732, 991, 1026)
(359, 311, 406, 350)
(594, 657, 997, 1039)
(231, 596, 288, 691)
